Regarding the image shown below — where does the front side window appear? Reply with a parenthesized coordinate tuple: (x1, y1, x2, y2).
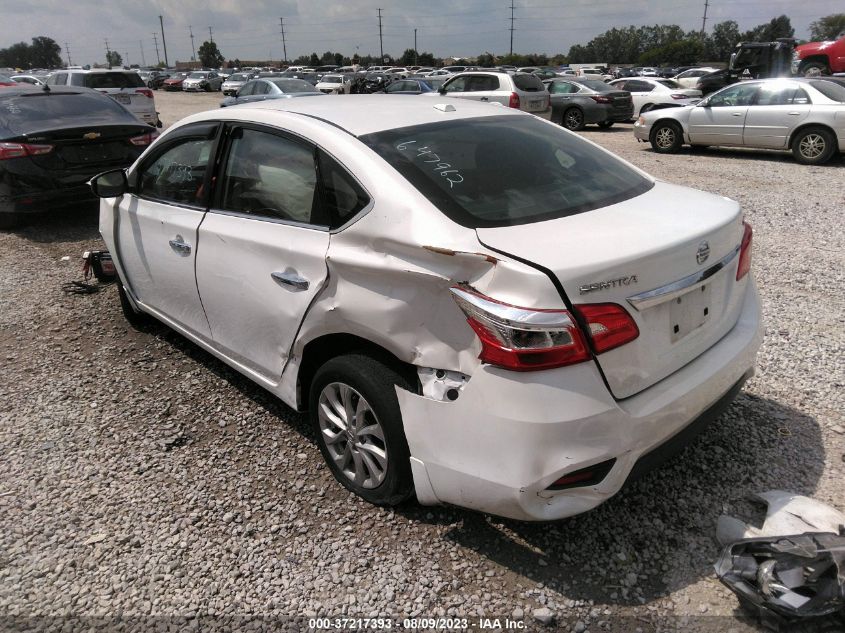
(238, 81, 256, 96)
(549, 81, 577, 94)
(137, 138, 215, 206)
(218, 128, 319, 225)
(708, 83, 759, 107)
(443, 76, 468, 92)
(361, 115, 652, 228)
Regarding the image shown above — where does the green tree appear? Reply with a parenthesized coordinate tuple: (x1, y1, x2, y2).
(741, 15, 794, 42)
(639, 39, 702, 65)
(417, 51, 435, 66)
(399, 48, 417, 66)
(809, 14, 845, 40)
(309, 52, 320, 66)
(197, 41, 224, 67)
(29, 36, 62, 68)
(106, 50, 122, 67)
(707, 20, 741, 60)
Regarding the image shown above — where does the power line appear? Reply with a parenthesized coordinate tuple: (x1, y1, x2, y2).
(279, 17, 288, 63)
(159, 15, 169, 67)
(377, 8, 384, 60)
(152, 32, 161, 65)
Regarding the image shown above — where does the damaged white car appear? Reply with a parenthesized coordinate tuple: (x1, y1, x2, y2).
(90, 96, 762, 521)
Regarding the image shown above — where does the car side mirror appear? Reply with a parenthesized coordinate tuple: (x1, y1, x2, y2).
(438, 87, 447, 95)
(89, 169, 128, 198)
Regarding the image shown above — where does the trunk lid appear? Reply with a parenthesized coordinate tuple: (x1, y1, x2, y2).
(14, 124, 148, 172)
(476, 181, 748, 399)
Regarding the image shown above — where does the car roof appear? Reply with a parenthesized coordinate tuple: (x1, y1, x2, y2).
(188, 94, 524, 136)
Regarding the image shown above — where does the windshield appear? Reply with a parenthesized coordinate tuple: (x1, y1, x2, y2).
(360, 115, 652, 228)
(656, 79, 682, 89)
(322, 76, 342, 83)
(270, 79, 316, 93)
(230, 74, 250, 81)
(189, 73, 207, 79)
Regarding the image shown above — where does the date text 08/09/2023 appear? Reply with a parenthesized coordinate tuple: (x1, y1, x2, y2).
(308, 617, 527, 630)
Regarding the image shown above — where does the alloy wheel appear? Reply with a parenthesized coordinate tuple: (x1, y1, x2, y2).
(564, 109, 583, 129)
(655, 126, 676, 149)
(799, 134, 825, 159)
(317, 382, 388, 489)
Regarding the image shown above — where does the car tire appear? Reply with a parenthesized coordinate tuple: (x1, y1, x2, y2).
(561, 107, 586, 131)
(117, 281, 153, 329)
(799, 60, 830, 76)
(309, 354, 415, 506)
(649, 121, 683, 153)
(791, 127, 836, 165)
(597, 121, 614, 129)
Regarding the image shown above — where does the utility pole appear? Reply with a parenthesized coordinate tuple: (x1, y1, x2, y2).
(152, 33, 161, 65)
(125, 51, 129, 67)
(105, 38, 111, 68)
(208, 26, 214, 44)
(159, 15, 169, 67)
(701, 0, 710, 37)
(414, 29, 418, 65)
(279, 17, 288, 63)
(139, 40, 146, 66)
(189, 25, 197, 61)
(64, 42, 72, 67)
(377, 8, 384, 61)
(509, 0, 515, 57)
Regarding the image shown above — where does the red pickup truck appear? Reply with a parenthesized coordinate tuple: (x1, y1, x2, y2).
(793, 32, 845, 75)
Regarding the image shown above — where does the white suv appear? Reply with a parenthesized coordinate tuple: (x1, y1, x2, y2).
(46, 69, 160, 127)
(423, 71, 551, 118)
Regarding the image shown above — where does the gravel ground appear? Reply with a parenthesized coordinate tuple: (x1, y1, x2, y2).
(1, 91, 843, 632)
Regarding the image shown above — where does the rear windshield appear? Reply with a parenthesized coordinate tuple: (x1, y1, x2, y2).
(513, 74, 544, 92)
(73, 72, 145, 89)
(270, 79, 316, 92)
(809, 79, 845, 102)
(656, 79, 682, 89)
(189, 73, 208, 79)
(229, 74, 250, 81)
(0, 92, 129, 128)
(361, 115, 653, 228)
(575, 79, 612, 92)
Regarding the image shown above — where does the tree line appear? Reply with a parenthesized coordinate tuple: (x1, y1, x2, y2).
(2, 14, 843, 71)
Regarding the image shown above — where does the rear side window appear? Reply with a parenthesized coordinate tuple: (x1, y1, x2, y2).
(466, 75, 500, 91)
(361, 115, 652, 228)
(47, 73, 68, 86)
(576, 79, 611, 91)
(317, 150, 370, 228)
(79, 73, 145, 89)
(809, 80, 845, 102)
(656, 80, 682, 89)
(513, 74, 543, 92)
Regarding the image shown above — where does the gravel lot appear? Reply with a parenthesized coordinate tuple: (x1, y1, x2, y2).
(1, 90, 843, 632)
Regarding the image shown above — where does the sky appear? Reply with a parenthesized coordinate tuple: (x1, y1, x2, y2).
(1, 0, 839, 65)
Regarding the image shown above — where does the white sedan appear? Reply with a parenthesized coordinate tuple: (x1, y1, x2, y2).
(673, 67, 718, 89)
(634, 78, 845, 165)
(90, 96, 761, 521)
(608, 77, 702, 116)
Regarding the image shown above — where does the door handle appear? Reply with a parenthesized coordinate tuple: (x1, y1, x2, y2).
(787, 111, 800, 115)
(169, 236, 191, 255)
(271, 271, 309, 291)
(731, 112, 743, 117)
(480, 97, 488, 101)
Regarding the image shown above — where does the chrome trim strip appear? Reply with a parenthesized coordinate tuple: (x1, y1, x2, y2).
(626, 245, 740, 311)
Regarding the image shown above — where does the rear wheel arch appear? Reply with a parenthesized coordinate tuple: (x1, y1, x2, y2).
(787, 123, 837, 149)
(789, 124, 838, 164)
(297, 333, 420, 411)
(798, 57, 831, 75)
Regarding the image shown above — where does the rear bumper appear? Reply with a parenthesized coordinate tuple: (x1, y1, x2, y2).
(398, 279, 762, 521)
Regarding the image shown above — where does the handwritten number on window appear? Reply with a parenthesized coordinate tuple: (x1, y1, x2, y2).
(396, 140, 464, 188)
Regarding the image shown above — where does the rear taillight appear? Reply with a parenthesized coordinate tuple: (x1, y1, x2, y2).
(508, 92, 520, 108)
(128, 130, 159, 146)
(590, 95, 611, 104)
(572, 303, 640, 354)
(736, 221, 753, 280)
(0, 142, 54, 160)
(135, 88, 154, 99)
(670, 93, 689, 100)
(450, 286, 591, 371)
